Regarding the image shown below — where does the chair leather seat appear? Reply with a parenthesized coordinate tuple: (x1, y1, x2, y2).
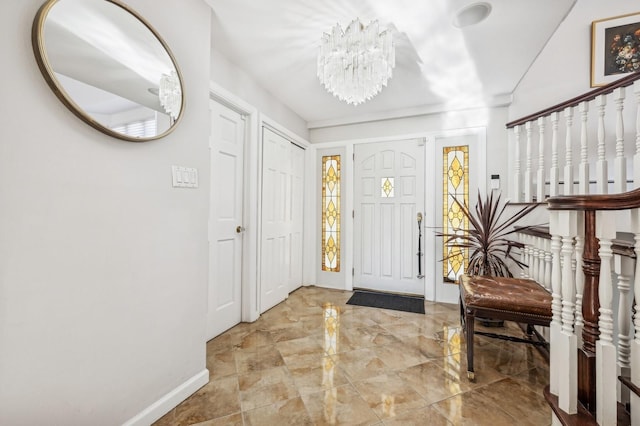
(461, 275, 552, 318)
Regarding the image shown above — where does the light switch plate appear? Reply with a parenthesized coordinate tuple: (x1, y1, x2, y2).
(172, 166, 198, 188)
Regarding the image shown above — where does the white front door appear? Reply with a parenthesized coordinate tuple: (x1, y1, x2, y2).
(260, 127, 304, 313)
(354, 139, 425, 296)
(207, 99, 245, 340)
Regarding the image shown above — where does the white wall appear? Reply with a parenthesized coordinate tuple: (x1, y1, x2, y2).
(310, 106, 511, 196)
(210, 47, 309, 141)
(0, 1, 211, 424)
(510, 0, 638, 120)
(508, 1, 640, 200)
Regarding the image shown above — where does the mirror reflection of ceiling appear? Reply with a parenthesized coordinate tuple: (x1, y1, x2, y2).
(35, 0, 183, 141)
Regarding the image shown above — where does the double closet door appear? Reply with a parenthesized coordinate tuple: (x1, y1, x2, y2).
(260, 127, 304, 313)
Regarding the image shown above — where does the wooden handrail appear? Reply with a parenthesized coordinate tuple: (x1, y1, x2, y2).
(547, 187, 640, 211)
(506, 71, 640, 129)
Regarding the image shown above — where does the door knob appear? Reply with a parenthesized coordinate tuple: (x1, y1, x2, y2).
(236, 226, 245, 234)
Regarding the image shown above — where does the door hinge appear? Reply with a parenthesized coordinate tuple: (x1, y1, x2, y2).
(352, 267, 355, 276)
(352, 210, 354, 218)
(353, 153, 355, 161)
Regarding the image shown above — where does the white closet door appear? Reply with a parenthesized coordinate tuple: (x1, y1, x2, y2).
(354, 139, 425, 296)
(207, 99, 245, 340)
(260, 127, 304, 313)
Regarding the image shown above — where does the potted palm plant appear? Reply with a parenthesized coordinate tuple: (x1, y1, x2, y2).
(440, 190, 537, 277)
(438, 190, 538, 325)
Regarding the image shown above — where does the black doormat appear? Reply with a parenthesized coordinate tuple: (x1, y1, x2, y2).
(346, 290, 425, 314)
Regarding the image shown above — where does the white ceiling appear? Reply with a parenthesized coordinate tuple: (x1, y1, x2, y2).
(206, 0, 576, 128)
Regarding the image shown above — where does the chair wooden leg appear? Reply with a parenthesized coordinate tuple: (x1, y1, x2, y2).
(466, 308, 475, 381)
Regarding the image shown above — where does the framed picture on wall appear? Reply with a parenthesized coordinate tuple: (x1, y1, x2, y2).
(591, 11, 640, 87)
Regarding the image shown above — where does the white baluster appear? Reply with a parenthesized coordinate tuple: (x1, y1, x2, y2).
(596, 95, 608, 194)
(514, 125, 522, 202)
(574, 212, 584, 348)
(525, 121, 533, 202)
(553, 210, 578, 413)
(615, 254, 634, 407)
(614, 87, 627, 193)
(631, 208, 640, 426)
(550, 112, 560, 197)
(634, 81, 640, 188)
(564, 107, 574, 196)
(525, 235, 533, 279)
(520, 234, 527, 278)
(538, 237, 545, 285)
(596, 210, 616, 425)
(538, 117, 546, 202)
(531, 240, 539, 282)
(544, 238, 552, 292)
(578, 101, 589, 194)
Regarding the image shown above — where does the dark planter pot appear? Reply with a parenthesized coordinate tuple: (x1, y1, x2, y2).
(479, 317, 504, 327)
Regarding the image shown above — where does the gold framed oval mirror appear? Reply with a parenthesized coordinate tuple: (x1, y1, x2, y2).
(32, 0, 185, 142)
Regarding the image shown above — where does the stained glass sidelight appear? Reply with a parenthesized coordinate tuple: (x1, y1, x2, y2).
(443, 146, 469, 283)
(322, 155, 341, 272)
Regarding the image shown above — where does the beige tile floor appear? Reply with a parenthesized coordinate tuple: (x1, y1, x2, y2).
(154, 286, 550, 425)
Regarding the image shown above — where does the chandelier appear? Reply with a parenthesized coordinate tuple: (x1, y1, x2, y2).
(317, 19, 395, 106)
(159, 70, 182, 121)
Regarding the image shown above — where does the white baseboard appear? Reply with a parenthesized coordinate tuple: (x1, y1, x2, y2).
(122, 369, 209, 426)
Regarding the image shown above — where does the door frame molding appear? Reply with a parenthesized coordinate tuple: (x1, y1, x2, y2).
(209, 81, 259, 323)
(313, 127, 486, 300)
(353, 139, 426, 296)
(424, 127, 487, 302)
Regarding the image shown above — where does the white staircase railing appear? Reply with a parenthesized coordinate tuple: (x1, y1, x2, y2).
(508, 77, 640, 202)
(508, 70, 640, 425)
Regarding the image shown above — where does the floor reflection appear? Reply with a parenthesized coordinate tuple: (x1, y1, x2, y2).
(154, 287, 551, 426)
(322, 303, 339, 424)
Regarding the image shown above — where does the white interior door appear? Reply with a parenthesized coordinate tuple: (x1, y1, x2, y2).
(260, 127, 304, 313)
(354, 139, 425, 296)
(207, 99, 244, 340)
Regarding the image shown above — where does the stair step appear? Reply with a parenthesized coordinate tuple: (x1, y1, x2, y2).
(545, 386, 630, 426)
(619, 375, 640, 397)
(544, 386, 596, 426)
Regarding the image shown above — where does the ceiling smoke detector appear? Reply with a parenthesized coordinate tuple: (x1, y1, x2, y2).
(453, 2, 492, 28)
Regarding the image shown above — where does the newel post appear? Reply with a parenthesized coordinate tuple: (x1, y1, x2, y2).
(574, 212, 585, 348)
(580, 210, 601, 415)
(596, 210, 617, 425)
(549, 210, 563, 397)
(630, 208, 640, 425)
